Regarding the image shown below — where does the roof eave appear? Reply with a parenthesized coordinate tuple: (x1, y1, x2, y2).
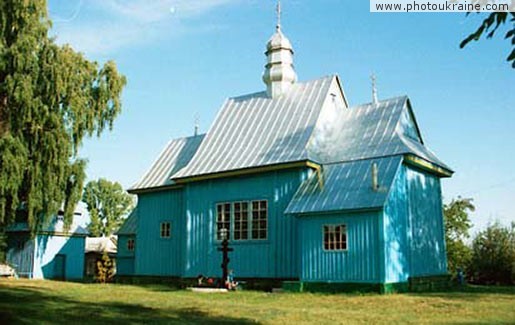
(173, 160, 321, 184)
(285, 206, 384, 217)
(403, 154, 454, 177)
(128, 184, 184, 195)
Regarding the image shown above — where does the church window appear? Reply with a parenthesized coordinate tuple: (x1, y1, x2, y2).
(323, 224, 347, 251)
(127, 238, 135, 251)
(233, 202, 249, 240)
(216, 203, 231, 240)
(160, 222, 171, 239)
(251, 200, 268, 240)
(215, 200, 268, 241)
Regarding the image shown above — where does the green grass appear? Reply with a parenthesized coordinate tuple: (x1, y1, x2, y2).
(0, 279, 514, 324)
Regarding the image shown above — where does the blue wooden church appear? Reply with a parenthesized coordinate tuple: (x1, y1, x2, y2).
(118, 19, 453, 292)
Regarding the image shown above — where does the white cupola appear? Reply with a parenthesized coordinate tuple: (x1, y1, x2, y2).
(262, 1, 297, 98)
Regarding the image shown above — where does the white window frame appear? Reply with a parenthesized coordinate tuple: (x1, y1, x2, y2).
(160, 221, 171, 239)
(323, 224, 348, 251)
(216, 203, 231, 241)
(215, 199, 269, 241)
(233, 201, 249, 241)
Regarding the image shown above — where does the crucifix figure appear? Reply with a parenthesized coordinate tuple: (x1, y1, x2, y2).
(217, 228, 233, 288)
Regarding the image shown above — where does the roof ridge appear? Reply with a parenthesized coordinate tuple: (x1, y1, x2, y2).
(351, 95, 408, 108)
(169, 133, 206, 142)
(228, 74, 337, 101)
(320, 154, 405, 166)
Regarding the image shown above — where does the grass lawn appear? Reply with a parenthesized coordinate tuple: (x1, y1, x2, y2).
(0, 279, 514, 324)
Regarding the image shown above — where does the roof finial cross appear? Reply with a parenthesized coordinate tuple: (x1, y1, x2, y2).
(194, 113, 200, 136)
(276, 0, 282, 31)
(371, 73, 378, 105)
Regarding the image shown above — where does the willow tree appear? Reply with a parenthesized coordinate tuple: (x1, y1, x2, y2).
(0, 0, 126, 239)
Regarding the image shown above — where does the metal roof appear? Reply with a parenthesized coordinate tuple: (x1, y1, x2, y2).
(85, 236, 117, 254)
(7, 221, 89, 235)
(6, 202, 89, 235)
(172, 75, 335, 179)
(130, 134, 205, 191)
(308, 96, 452, 172)
(131, 75, 451, 192)
(285, 156, 403, 215)
(117, 209, 137, 235)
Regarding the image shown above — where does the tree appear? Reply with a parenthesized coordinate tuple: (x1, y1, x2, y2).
(83, 179, 133, 237)
(443, 197, 474, 276)
(469, 222, 515, 285)
(461, 12, 515, 68)
(0, 0, 126, 239)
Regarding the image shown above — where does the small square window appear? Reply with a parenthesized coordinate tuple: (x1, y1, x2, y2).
(127, 238, 135, 251)
(323, 224, 347, 251)
(160, 222, 171, 238)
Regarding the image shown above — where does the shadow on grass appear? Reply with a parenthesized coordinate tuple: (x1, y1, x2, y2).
(409, 284, 515, 301)
(0, 285, 257, 324)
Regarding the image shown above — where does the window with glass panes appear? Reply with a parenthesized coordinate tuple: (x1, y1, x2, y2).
(323, 224, 347, 251)
(216, 203, 231, 240)
(251, 200, 267, 240)
(233, 202, 249, 240)
(127, 238, 135, 251)
(160, 222, 171, 238)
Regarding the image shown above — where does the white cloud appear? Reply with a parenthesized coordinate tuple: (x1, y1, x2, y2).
(49, 0, 238, 55)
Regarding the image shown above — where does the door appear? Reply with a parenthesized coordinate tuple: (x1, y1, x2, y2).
(53, 254, 66, 280)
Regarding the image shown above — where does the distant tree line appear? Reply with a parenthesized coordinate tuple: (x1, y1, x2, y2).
(444, 197, 515, 285)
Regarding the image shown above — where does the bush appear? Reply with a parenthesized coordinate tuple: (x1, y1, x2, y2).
(468, 222, 515, 285)
(443, 198, 474, 276)
(96, 251, 115, 284)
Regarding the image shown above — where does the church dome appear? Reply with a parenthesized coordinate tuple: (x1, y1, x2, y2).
(266, 28, 293, 54)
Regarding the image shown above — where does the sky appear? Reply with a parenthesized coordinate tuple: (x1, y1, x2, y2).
(47, 0, 514, 234)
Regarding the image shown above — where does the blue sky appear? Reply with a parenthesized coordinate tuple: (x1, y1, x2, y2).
(47, 0, 514, 233)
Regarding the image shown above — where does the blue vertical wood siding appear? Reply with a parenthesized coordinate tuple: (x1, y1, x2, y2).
(383, 164, 447, 282)
(383, 165, 410, 283)
(183, 168, 311, 278)
(130, 160, 447, 283)
(117, 235, 135, 275)
(298, 211, 382, 282)
(32, 234, 85, 280)
(6, 234, 35, 277)
(135, 190, 184, 276)
(406, 166, 447, 276)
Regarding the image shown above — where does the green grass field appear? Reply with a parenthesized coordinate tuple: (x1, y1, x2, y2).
(0, 279, 514, 324)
